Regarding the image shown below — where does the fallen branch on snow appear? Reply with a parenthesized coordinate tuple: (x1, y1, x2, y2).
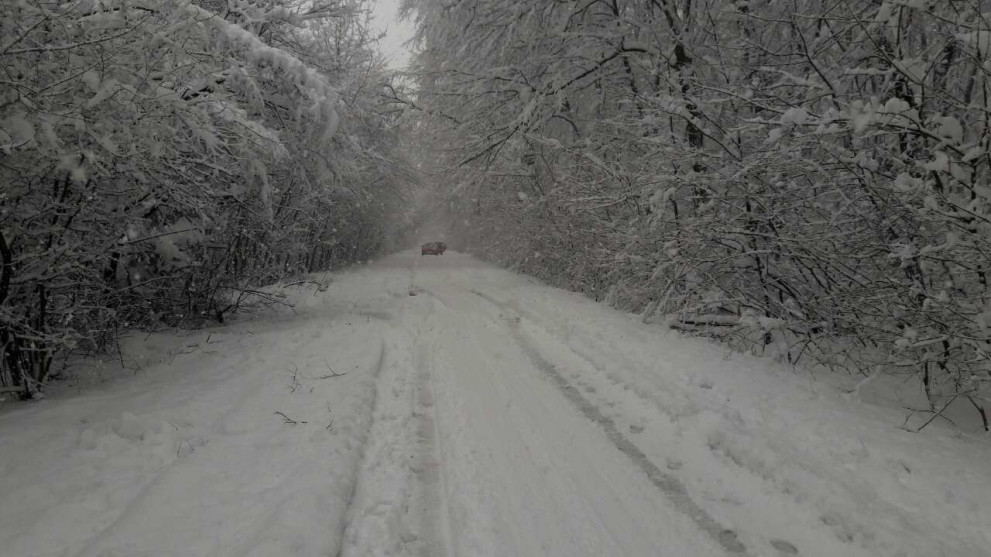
(274, 411, 307, 425)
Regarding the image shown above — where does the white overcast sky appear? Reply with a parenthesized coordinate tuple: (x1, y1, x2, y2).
(370, 0, 416, 69)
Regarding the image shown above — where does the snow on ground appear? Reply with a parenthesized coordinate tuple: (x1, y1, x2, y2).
(0, 266, 405, 557)
(1, 251, 989, 557)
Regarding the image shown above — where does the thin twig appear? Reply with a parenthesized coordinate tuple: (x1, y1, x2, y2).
(274, 411, 306, 425)
(913, 394, 961, 432)
(313, 359, 347, 379)
(288, 364, 300, 393)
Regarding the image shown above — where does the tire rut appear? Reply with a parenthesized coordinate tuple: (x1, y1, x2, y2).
(408, 340, 450, 557)
(470, 289, 751, 556)
(334, 340, 389, 557)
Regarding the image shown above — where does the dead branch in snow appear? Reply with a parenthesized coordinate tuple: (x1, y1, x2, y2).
(274, 411, 306, 425)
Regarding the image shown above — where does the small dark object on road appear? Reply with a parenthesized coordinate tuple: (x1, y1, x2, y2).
(421, 242, 447, 255)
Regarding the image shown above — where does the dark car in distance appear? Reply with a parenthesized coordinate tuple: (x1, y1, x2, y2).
(421, 242, 447, 256)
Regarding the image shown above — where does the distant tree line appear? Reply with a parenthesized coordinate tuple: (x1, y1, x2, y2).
(399, 0, 991, 429)
(0, 0, 415, 397)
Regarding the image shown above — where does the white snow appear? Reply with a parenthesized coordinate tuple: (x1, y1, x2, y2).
(1, 252, 989, 557)
(931, 115, 964, 143)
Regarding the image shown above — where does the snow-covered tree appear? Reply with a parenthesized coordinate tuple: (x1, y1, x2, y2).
(0, 0, 414, 396)
(403, 0, 991, 429)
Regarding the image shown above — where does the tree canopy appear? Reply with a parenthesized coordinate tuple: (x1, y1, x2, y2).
(400, 0, 991, 429)
(1, 0, 416, 395)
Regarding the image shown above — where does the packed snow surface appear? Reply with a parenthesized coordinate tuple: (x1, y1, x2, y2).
(1, 252, 988, 557)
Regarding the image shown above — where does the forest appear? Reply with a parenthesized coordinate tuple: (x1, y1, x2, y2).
(1, 0, 416, 396)
(395, 0, 991, 430)
(2, 0, 990, 430)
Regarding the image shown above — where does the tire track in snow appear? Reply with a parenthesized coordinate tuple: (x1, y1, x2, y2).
(334, 339, 390, 557)
(69, 332, 388, 557)
(471, 290, 751, 556)
(409, 339, 451, 557)
(338, 283, 451, 557)
(406, 257, 451, 556)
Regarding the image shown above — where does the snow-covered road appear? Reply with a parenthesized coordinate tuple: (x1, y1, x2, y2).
(344, 256, 734, 556)
(2, 252, 989, 557)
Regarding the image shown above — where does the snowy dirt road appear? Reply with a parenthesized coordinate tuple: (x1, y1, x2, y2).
(2, 252, 989, 557)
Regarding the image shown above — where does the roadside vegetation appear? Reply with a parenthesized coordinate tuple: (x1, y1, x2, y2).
(397, 0, 991, 430)
(0, 0, 417, 397)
